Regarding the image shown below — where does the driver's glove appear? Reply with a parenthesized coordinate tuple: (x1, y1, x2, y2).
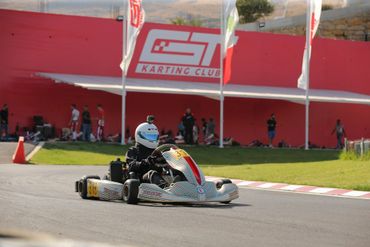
(147, 155, 157, 166)
(155, 156, 166, 164)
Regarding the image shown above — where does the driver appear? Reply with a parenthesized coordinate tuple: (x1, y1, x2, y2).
(126, 116, 167, 188)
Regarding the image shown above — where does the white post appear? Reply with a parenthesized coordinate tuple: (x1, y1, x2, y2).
(304, 0, 311, 151)
(219, 0, 225, 148)
(121, 0, 127, 145)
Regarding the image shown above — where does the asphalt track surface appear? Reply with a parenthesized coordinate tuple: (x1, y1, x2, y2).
(0, 142, 35, 164)
(0, 164, 369, 247)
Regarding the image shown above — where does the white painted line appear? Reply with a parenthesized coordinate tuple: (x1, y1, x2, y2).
(309, 188, 336, 194)
(238, 186, 370, 200)
(237, 181, 256, 186)
(258, 183, 279, 189)
(26, 141, 45, 161)
(206, 176, 370, 200)
(205, 176, 223, 181)
(342, 191, 370, 197)
(280, 185, 303, 191)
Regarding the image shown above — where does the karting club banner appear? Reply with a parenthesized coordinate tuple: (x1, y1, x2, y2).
(127, 23, 223, 83)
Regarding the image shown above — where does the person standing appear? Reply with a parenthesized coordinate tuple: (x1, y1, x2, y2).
(201, 118, 208, 141)
(193, 119, 199, 145)
(331, 119, 346, 149)
(206, 118, 215, 138)
(267, 113, 277, 148)
(81, 105, 92, 142)
(70, 104, 80, 141)
(96, 104, 105, 141)
(0, 104, 9, 141)
(182, 108, 195, 144)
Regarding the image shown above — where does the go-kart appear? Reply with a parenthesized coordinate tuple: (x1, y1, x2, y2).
(75, 144, 239, 204)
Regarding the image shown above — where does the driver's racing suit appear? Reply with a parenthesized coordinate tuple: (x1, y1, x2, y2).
(125, 143, 166, 187)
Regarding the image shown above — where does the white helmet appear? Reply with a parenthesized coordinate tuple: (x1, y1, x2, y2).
(135, 122, 159, 149)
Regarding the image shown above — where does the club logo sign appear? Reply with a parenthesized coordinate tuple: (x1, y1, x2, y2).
(136, 29, 221, 78)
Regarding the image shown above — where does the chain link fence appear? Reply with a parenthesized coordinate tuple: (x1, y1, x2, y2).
(344, 138, 370, 157)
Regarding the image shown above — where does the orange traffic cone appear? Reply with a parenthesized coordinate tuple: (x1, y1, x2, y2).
(13, 136, 26, 164)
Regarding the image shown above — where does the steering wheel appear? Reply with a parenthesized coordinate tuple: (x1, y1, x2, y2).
(151, 144, 178, 168)
(151, 144, 178, 158)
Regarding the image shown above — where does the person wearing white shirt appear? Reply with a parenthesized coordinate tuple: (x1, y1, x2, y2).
(70, 104, 80, 141)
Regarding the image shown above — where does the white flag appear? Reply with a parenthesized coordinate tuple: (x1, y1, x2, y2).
(120, 0, 145, 75)
(224, 0, 239, 55)
(223, 0, 239, 84)
(298, 0, 322, 90)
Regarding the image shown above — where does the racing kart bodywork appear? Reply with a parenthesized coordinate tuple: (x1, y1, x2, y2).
(75, 145, 239, 204)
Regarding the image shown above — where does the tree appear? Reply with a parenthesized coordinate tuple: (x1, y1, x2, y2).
(237, 0, 274, 24)
(170, 17, 187, 26)
(188, 18, 203, 27)
(170, 16, 203, 27)
(322, 4, 333, 11)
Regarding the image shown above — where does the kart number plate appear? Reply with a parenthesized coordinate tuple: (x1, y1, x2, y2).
(87, 180, 99, 197)
(173, 149, 189, 160)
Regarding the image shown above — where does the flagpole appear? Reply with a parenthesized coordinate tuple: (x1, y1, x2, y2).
(304, 0, 311, 150)
(219, 0, 225, 148)
(121, 0, 127, 145)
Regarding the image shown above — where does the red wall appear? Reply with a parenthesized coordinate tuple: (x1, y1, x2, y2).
(1, 9, 369, 147)
(227, 31, 370, 94)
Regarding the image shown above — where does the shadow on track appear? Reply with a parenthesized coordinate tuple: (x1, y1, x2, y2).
(136, 202, 251, 209)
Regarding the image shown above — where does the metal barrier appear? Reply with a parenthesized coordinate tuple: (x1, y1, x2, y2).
(345, 138, 370, 157)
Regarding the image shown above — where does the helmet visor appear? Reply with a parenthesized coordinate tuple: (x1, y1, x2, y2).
(138, 131, 159, 142)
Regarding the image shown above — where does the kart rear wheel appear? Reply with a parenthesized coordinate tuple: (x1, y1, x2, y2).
(77, 175, 100, 199)
(123, 179, 140, 204)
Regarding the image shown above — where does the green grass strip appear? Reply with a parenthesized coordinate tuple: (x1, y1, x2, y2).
(31, 142, 370, 191)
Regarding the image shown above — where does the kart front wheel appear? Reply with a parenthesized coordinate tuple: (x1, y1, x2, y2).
(215, 179, 232, 190)
(123, 179, 140, 204)
(76, 175, 100, 199)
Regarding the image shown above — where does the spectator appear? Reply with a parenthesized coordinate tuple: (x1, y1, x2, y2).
(96, 104, 105, 141)
(331, 119, 346, 149)
(69, 104, 80, 141)
(82, 105, 92, 142)
(267, 113, 277, 148)
(177, 121, 185, 137)
(201, 118, 207, 141)
(206, 117, 215, 138)
(182, 108, 195, 144)
(175, 131, 185, 144)
(193, 120, 199, 145)
(0, 104, 9, 141)
(126, 127, 133, 144)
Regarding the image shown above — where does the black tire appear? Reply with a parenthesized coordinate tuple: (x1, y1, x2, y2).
(215, 179, 232, 189)
(77, 175, 100, 199)
(123, 179, 140, 204)
(221, 179, 232, 184)
(110, 159, 124, 183)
